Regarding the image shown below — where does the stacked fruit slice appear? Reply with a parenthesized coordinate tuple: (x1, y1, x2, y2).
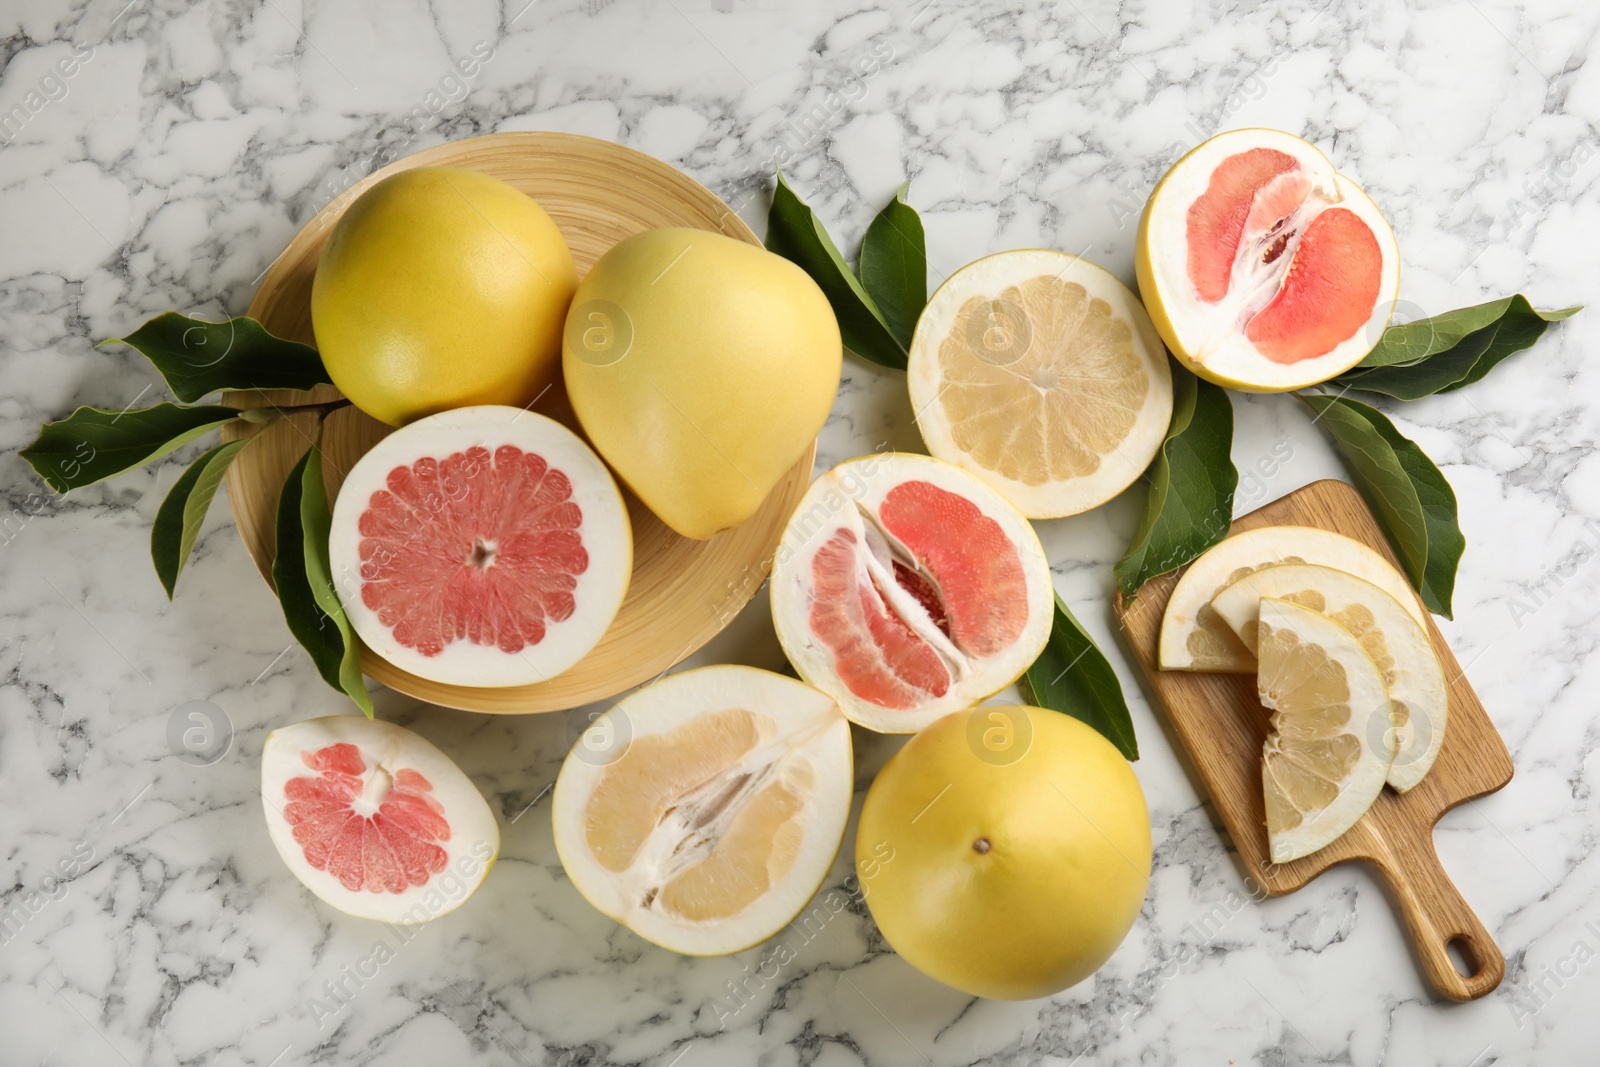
(1158, 525, 1449, 861)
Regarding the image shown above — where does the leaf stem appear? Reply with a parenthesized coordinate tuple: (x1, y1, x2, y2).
(236, 398, 352, 424)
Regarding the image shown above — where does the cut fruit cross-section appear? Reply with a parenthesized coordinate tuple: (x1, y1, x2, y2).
(261, 716, 500, 923)
(1159, 524, 1425, 673)
(770, 453, 1054, 733)
(551, 665, 852, 956)
(1209, 563, 1448, 793)
(1257, 598, 1395, 863)
(1137, 129, 1401, 392)
(328, 405, 632, 688)
(907, 249, 1174, 518)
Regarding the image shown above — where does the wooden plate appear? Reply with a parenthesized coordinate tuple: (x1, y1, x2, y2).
(1115, 479, 1514, 1001)
(222, 132, 813, 714)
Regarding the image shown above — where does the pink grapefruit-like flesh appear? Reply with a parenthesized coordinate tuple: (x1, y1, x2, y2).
(1246, 207, 1383, 364)
(1186, 148, 1300, 302)
(283, 743, 451, 894)
(356, 444, 588, 657)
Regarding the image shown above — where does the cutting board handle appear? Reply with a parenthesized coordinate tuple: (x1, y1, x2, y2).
(1375, 842, 1504, 1001)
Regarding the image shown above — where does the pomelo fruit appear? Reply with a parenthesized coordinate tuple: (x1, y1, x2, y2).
(770, 453, 1053, 734)
(906, 249, 1173, 518)
(562, 228, 841, 540)
(261, 716, 500, 923)
(328, 405, 631, 688)
(1158, 524, 1424, 673)
(312, 167, 578, 426)
(857, 707, 1151, 999)
(551, 665, 852, 955)
(1136, 129, 1401, 392)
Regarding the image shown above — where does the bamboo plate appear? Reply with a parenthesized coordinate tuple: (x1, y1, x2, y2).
(1115, 479, 1514, 1002)
(222, 132, 813, 714)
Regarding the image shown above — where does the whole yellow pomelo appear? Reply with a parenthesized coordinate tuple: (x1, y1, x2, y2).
(562, 228, 841, 540)
(311, 167, 578, 426)
(856, 706, 1151, 1000)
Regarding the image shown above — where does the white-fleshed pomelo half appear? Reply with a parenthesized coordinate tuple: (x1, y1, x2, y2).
(1256, 598, 1395, 863)
(770, 453, 1054, 733)
(907, 250, 1173, 518)
(1159, 524, 1424, 673)
(1209, 563, 1447, 793)
(1136, 129, 1400, 392)
(328, 405, 631, 688)
(261, 716, 500, 923)
(551, 665, 852, 956)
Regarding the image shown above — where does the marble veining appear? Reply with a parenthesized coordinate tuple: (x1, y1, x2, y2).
(1, 0, 1598, 1063)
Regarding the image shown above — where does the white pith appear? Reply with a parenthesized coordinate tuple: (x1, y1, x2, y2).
(551, 665, 852, 956)
(770, 453, 1054, 734)
(907, 249, 1174, 517)
(1256, 599, 1395, 863)
(1209, 563, 1447, 793)
(1159, 524, 1425, 671)
(327, 405, 632, 688)
(261, 716, 501, 924)
(1142, 129, 1401, 392)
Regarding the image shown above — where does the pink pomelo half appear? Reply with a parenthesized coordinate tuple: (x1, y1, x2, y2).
(329, 406, 631, 688)
(262, 716, 500, 923)
(770, 454, 1053, 733)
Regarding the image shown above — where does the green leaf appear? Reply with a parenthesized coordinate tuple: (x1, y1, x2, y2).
(1338, 297, 1580, 399)
(150, 439, 249, 598)
(1023, 594, 1138, 760)
(1299, 394, 1465, 617)
(765, 169, 907, 370)
(1114, 364, 1237, 597)
(273, 441, 373, 716)
(21, 403, 241, 494)
(858, 182, 927, 351)
(102, 312, 331, 403)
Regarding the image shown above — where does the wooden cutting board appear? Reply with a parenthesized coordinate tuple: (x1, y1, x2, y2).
(1114, 479, 1513, 1001)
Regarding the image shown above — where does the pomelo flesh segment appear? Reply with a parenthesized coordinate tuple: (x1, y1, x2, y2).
(1246, 207, 1383, 364)
(1186, 148, 1300, 302)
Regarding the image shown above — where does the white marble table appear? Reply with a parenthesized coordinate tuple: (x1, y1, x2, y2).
(3, 0, 1597, 1063)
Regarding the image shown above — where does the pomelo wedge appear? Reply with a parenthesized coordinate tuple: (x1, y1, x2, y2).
(770, 454, 1054, 733)
(1158, 524, 1424, 673)
(1209, 563, 1447, 792)
(1256, 598, 1395, 863)
(551, 665, 852, 956)
(261, 716, 500, 923)
(907, 250, 1173, 518)
(1136, 129, 1400, 392)
(328, 405, 631, 688)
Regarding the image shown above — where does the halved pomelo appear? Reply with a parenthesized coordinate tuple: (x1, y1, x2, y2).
(1209, 563, 1447, 793)
(1257, 598, 1395, 862)
(770, 453, 1053, 733)
(907, 250, 1173, 518)
(1136, 129, 1400, 392)
(328, 405, 631, 688)
(1158, 524, 1424, 672)
(261, 716, 500, 923)
(551, 665, 852, 956)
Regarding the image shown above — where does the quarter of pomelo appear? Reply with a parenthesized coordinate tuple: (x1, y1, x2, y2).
(1136, 129, 1400, 392)
(261, 716, 500, 923)
(857, 707, 1151, 999)
(770, 453, 1053, 733)
(311, 167, 578, 427)
(907, 250, 1173, 518)
(328, 405, 631, 688)
(551, 665, 852, 956)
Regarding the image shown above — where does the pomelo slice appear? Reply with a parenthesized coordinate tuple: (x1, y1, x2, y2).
(551, 665, 852, 956)
(770, 453, 1053, 733)
(1158, 524, 1424, 672)
(907, 250, 1173, 518)
(1209, 563, 1447, 792)
(1256, 598, 1395, 862)
(1136, 129, 1400, 392)
(261, 716, 500, 923)
(328, 405, 631, 688)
